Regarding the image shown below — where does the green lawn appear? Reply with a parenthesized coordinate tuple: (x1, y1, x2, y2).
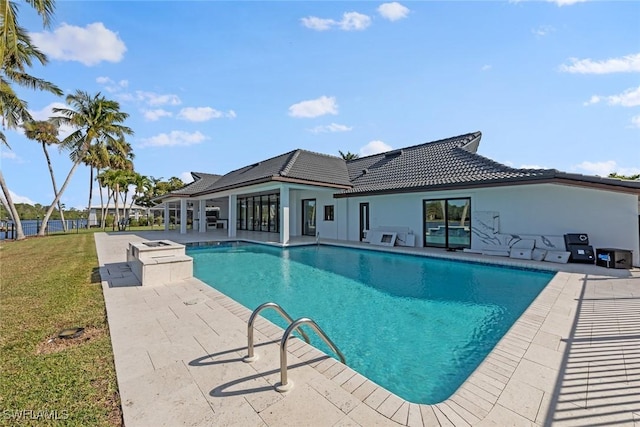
(0, 233, 121, 426)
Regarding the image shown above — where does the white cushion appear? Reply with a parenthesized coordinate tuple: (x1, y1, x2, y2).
(545, 251, 570, 264)
(532, 248, 547, 261)
(509, 248, 532, 260)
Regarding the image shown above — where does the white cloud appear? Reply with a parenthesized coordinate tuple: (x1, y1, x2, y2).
(548, 0, 588, 5)
(301, 11, 371, 31)
(573, 160, 640, 177)
(301, 16, 336, 31)
(134, 91, 182, 106)
(532, 25, 555, 37)
(377, 2, 410, 21)
(340, 12, 371, 31)
(583, 86, 640, 108)
(583, 95, 601, 106)
(177, 107, 236, 122)
(289, 96, 338, 118)
(1, 149, 18, 160)
(0, 189, 35, 205)
(180, 172, 194, 184)
(31, 22, 126, 66)
(607, 86, 640, 107)
(10, 190, 36, 205)
(560, 52, 640, 74)
(308, 123, 353, 133)
(360, 140, 392, 156)
(139, 131, 208, 148)
(96, 76, 129, 93)
(481, 64, 492, 71)
(143, 109, 172, 121)
(631, 115, 640, 128)
(30, 102, 75, 139)
(520, 164, 546, 169)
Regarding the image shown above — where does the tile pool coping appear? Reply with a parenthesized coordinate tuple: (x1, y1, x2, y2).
(95, 231, 640, 426)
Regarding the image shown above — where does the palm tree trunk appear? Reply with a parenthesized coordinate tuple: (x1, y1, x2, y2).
(0, 171, 25, 240)
(98, 168, 106, 229)
(113, 183, 120, 231)
(87, 166, 94, 227)
(38, 160, 82, 236)
(42, 142, 67, 231)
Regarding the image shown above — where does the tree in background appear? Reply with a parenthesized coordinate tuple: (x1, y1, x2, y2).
(43, 91, 133, 236)
(23, 119, 68, 231)
(339, 150, 359, 160)
(608, 173, 640, 181)
(0, 0, 62, 239)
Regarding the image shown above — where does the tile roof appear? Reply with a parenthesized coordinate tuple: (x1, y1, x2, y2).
(193, 149, 351, 195)
(167, 131, 640, 200)
(171, 172, 222, 196)
(339, 131, 640, 196)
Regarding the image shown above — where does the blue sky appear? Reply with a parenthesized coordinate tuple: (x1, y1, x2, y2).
(1, 0, 639, 210)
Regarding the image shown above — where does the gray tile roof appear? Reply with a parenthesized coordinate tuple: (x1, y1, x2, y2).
(193, 149, 351, 195)
(339, 131, 640, 196)
(171, 172, 222, 196)
(168, 131, 640, 200)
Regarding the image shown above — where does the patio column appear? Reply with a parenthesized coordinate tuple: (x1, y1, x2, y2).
(180, 198, 187, 234)
(228, 194, 237, 237)
(198, 200, 207, 233)
(164, 204, 170, 231)
(280, 186, 289, 245)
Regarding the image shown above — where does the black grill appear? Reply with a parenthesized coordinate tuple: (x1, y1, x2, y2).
(564, 233, 595, 264)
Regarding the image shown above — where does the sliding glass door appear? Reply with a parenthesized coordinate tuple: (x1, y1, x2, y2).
(424, 198, 471, 249)
(302, 199, 316, 236)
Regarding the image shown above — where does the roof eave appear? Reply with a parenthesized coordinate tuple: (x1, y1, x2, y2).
(334, 175, 640, 198)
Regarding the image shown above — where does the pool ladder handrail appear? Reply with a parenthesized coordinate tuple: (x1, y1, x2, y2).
(243, 302, 310, 363)
(276, 317, 346, 392)
(244, 302, 346, 393)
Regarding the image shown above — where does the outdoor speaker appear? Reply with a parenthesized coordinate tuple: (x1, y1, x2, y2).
(564, 233, 589, 247)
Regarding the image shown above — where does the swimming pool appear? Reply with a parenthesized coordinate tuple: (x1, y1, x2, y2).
(188, 242, 554, 404)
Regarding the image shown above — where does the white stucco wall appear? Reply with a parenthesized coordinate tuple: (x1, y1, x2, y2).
(473, 184, 639, 266)
(290, 188, 339, 239)
(337, 183, 639, 266)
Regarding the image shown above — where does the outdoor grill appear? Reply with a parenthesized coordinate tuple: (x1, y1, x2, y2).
(564, 233, 595, 264)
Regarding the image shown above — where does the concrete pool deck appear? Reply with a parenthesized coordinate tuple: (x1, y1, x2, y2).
(94, 231, 640, 426)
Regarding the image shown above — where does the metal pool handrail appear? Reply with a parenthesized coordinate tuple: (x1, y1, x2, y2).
(276, 317, 346, 392)
(243, 302, 310, 363)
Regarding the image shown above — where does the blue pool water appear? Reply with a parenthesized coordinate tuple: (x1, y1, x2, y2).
(188, 242, 554, 404)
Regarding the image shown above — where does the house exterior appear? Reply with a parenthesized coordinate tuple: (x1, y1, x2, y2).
(88, 202, 149, 227)
(155, 131, 640, 266)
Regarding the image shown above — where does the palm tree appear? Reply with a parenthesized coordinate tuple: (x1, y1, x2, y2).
(83, 140, 109, 227)
(129, 172, 151, 224)
(98, 168, 134, 230)
(339, 150, 359, 161)
(41, 91, 133, 236)
(23, 119, 68, 231)
(0, 0, 62, 239)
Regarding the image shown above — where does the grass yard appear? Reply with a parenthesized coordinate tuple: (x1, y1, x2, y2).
(0, 233, 121, 426)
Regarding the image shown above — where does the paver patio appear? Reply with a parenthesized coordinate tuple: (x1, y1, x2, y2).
(94, 231, 640, 426)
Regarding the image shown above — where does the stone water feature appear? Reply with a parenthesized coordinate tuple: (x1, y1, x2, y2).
(127, 240, 193, 286)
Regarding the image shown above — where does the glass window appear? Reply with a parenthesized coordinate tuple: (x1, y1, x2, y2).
(247, 197, 254, 231)
(236, 193, 280, 233)
(324, 205, 334, 221)
(302, 199, 316, 236)
(424, 198, 471, 249)
(261, 195, 269, 232)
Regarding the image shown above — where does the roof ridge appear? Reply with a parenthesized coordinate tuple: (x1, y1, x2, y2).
(280, 150, 301, 176)
(453, 148, 554, 175)
(297, 148, 344, 160)
(350, 131, 481, 162)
